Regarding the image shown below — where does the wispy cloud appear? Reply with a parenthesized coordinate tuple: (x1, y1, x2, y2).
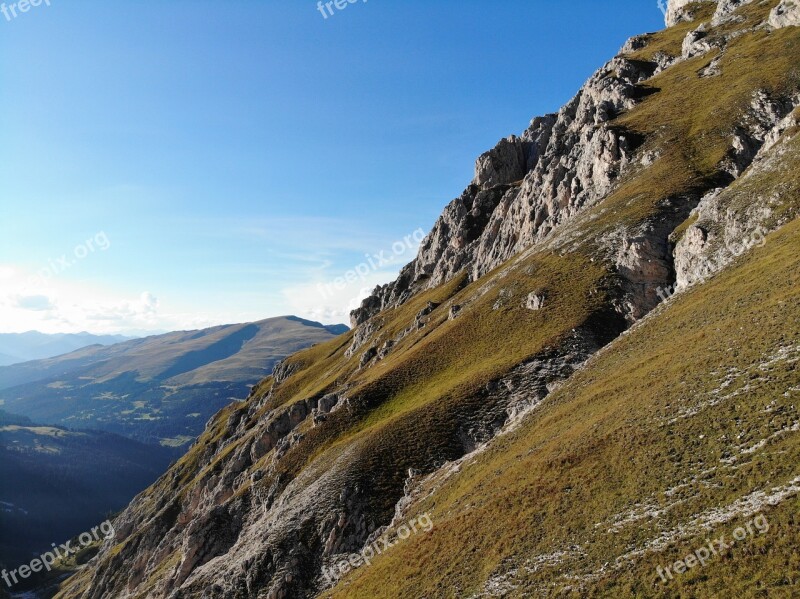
(13, 294, 56, 311)
(0, 214, 424, 332)
(0, 266, 218, 335)
(181, 215, 403, 253)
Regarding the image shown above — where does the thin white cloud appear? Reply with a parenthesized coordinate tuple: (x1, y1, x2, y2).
(181, 214, 408, 254)
(0, 219, 424, 333)
(13, 294, 55, 311)
(0, 265, 215, 335)
(278, 226, 424, 325)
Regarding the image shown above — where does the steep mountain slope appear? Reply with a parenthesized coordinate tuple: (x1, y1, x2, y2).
(322, 214, 800, 598)
(0, 317, 347, 447)
(0, 410, 173, 569)
(0, 332, 131, 367)
(55, 1, 800, 598)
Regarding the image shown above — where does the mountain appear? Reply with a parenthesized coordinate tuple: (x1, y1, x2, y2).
(0, 316, 348, 448)
(54, 2, 800, 598)
(0, 353, 21, 367)
(0, 332, 131, 367)
(0, 409, 173, 571)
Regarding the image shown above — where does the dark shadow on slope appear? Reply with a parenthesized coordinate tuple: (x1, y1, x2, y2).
(285, 315, 349, 335)
(158, 324, 260, 380)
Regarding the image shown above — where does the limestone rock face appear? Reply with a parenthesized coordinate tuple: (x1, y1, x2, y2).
(474, 135, 528, 189)
(665, 0, 755, 27)
(351, 53, 657, 326)
(769, 0, 800, 28)
(674, 99, 800, 290)
(682, 24, 713, 58)
(665, 0, 714, 26)
(721, 91, 798, 177)
(711, 0, 756, 25)
(524, 292, 546, 311)
(271, 359, 299, 385)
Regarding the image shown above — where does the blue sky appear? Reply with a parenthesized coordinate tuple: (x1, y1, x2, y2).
(0, 0, 665, 334)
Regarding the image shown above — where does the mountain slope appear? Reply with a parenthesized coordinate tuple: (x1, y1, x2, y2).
(0, 316, 347, 447)
(54, 2, 800, 598)
(322, 211, 800, 599)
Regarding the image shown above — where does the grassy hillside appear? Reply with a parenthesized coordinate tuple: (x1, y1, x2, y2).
(321, 211, 800, 599)
(315, 5, 800, 595)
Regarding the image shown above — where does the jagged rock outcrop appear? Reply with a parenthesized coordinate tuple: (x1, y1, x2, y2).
(722, 91, 799, 177)
(666, 0, 713, 26)
(352, 0, 800, 330)
(770, 0, 800, 28)
(524, 291, 546, 311)
(272, 359, 300, 385)
(674, 98, 800, 289)
(665, 0, 757, 27)
(711, 0, 755, 25)
(474, 135, 528, 189)
(666, 0, 763, 26)
(352, 52, 657, 326)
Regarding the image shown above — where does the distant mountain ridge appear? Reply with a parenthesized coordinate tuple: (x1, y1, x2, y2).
(0, 331, 131, 366)
(0, 316, 348, 447)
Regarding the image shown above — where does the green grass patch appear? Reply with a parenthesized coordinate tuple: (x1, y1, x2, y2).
(324, 218, 800, 599)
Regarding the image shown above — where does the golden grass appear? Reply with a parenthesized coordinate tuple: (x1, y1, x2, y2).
(324, 213, 800, 599)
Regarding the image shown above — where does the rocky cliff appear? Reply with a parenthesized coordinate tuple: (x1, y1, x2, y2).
(351, 0, 799, 327)
(665, 0, 800, 27)
(56, 2, 800, 598)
